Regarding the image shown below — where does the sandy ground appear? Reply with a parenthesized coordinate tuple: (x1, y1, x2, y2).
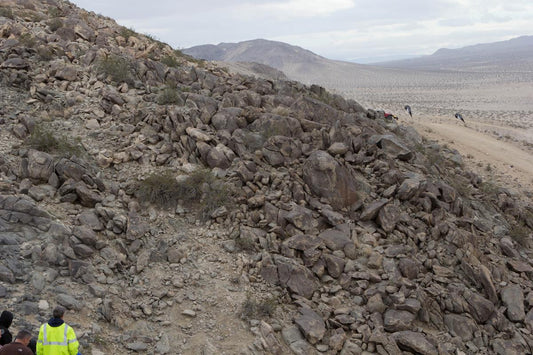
(410, 119, 533, 193)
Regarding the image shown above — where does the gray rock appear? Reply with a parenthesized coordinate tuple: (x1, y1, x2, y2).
(323, 254, 345, 278)
(397, 178, 422, 200)
(392, 331, 437, 355)
(398, 258, 419, 279)
(0, 265, 14, 283)
(370, 134, 413, 161)
(78, 210, 104, 231)
(360, 198, 388, 221)
(303, 150, 367, 209)
(75, 183, 103, 207)
(282, 326, 318, 355)
(501, 284, 525, 322)
(384, 309, 415, 332)
(27, 150, 54, 182)
(155, 333, 170, 354)
(126, 342, 149, 351)
(285, 204, 318, 232)
(57, 293, 81, 310)
(444, 314, 476, 341)
(318, 228, 350, 251)
(72, 226, 97, 246)
(294, 308, 326, 345)
(377, 203, 400, 232)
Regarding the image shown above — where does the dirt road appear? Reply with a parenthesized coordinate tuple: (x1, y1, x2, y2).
(411, 120, 533, 192)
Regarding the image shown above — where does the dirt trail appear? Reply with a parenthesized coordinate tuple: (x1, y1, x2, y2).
(411, 120, 533, 192)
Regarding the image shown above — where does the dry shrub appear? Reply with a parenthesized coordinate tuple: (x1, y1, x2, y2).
(136, 169, 232, 219)
(25, 124, 84, 157)
(97, 55, 134, 84)
(241, 294, 277, 320)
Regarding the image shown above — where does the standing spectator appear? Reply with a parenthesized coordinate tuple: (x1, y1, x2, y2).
(0, 311, 13, 345)
(36, 306, 78, 355)
(0, 329, 33, 355)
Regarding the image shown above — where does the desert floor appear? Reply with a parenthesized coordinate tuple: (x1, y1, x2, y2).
(342, 70, 533, 195)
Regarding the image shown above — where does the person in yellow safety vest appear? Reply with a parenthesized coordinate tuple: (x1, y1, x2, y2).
(36, 306, 79, 355)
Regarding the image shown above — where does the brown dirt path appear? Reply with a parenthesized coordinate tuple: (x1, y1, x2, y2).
(411, 120, 533, 193)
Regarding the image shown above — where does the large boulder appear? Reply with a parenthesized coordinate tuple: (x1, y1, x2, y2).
(303, 151, 368, 209)
(501, 284, 525, 322)
(27, 150, 54, 182)
(294, 308, 326, 345)
(260, 254, 318, 299)
(369, 134, 413, 161)
(392, 331, 437, 355)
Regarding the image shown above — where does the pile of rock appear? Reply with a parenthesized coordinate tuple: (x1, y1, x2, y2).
(1, 1, 533, 354)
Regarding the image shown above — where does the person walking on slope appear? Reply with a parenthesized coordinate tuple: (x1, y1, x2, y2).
(36, 306, 78, 355)
(0, 330, 34, 355)
(0, 311, 14, 346)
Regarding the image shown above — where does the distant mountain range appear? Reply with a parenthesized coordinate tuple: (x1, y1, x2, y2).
(374, 35, 533, 71)
(184, 36, 533, 75)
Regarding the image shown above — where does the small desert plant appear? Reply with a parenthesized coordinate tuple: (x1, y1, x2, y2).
(0, 7, 14, 19)
(136, 169, 232, 218)
(240, 294, 277, 320)
(235, 234, 256, 252)
(485, 163, 492, 172)
(448, 178, 472, 198)
(119, 26, 136, 41)
(136, 170, 183, 208)
(37, 46, 55, 61)
(272, 106, 291, 116)
(509, 223, 530, 247)
(25, 124, 84, 157)
(47, 18, 63, 32)
(160, 55, 180, 68)
(48, 7, 62, 18)
(479, 180, 499, 199)
(97, 55, 133, 84)
(157, 86, 182, 105)
(19, 33, 36, 48)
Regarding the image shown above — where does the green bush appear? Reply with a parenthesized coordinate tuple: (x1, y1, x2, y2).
(48, 7, 62, 18)
(0, 7, 14, 19)
(160, 55, 180, 68)
(157, 86, 182, 105)
(241, 294, 277, 320)
(19, 33, 36, 48)
(136, 169, 232, 218)
(25, 124, 84, 157)
(509, 223, 530, 247)
(119, 26, 136, 41)
(47, 18, 63, 32)
(97, 55, 133, 84)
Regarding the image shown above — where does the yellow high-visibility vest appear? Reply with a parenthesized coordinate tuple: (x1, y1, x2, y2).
(36, 322, 79, 355)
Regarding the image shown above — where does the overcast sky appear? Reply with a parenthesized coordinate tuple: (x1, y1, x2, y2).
(70, 0, 533, 63)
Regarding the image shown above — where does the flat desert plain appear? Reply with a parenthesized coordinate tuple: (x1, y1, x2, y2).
(343, 69, 533, 194)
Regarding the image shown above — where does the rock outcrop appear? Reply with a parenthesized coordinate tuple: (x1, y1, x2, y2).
(0, 1, 532, 354)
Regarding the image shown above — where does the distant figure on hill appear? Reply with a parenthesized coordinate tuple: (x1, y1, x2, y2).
(0, 330, 34, 355)
(455, 113, 465, 124)
(404, 105, 412, 117)
(36, 306, 79, 355)
(384, 112, 398, 120)
(0, 311, 13, 345)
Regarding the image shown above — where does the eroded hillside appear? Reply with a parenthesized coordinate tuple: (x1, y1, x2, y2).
(1, 1, 533, 355)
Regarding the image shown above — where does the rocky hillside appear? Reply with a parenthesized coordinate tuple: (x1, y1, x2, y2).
(1, 1, 533, 355)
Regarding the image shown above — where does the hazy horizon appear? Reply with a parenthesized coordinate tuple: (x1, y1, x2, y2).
(69, 0, 533, 62)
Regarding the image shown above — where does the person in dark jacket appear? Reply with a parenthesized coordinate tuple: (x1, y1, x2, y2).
(0, 311, 13, 345)
(0, 330, 33, 355)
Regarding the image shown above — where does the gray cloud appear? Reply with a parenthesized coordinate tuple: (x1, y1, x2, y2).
(71, 0, 533, 61)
